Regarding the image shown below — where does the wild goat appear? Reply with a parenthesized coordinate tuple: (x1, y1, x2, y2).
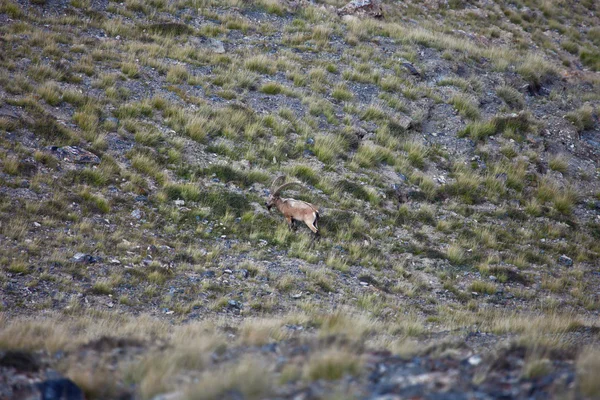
(266, 175, 320, 242)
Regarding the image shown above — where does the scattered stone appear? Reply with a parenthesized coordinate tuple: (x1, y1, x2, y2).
(207, 38, 225, 53)
(337, 0, 383, 18)
(151, 392, 185, 400)
(238, 269, 249, 279)
(131, 209, 143, 219)
(489, 275, 497, 282)
(71, 253, 98, 264)
(227, 300, 241, 309)
(36, 378, 85, 400)
(468, 354, 482, 366)
(48, 146, 100, 165)
(292, 292, 303, 299)
(201, 270, 215, 279)
(402, 62, 421, 77)
(557, 254, 573, 267)
(395, 114, 413, 130)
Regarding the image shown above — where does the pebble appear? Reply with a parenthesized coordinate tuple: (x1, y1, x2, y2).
(131, 209, 143, 219)
(468, 354, 482, 366)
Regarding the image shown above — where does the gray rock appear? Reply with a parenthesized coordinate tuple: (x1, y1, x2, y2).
(131, 209, 143, 219)
(227, 300, 241, 309)
(48, 146, 100, 165)
(402, 62, 421, 77)
(207, 38, 225, 54)
(71, 253, 98, 264)
(36, 378, 85, 400)
(395, 115, 413, 130)
(337, 0, 383, 18)
(467, 354, 482, 366)
(557, 254, 573, 267)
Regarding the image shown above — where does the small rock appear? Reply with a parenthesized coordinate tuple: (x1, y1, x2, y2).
(468, 354, 482, 366)
(395, 114, 413, 130)
(48, 145, 100, 165)
(207, 38, 225, 53)
(238, 269, 249, 279)
(33, 222, 41, 227)
(557, 254, 573, 267)
(174, 199, 185, 206)
(151, 392, 185, 400)
(223, 269, 233, 274)
(131, 209, 143, 219)
(337, 0, 383, 18)
(489, 275, 497, 282)
(71, 253, 98, 264)
(201, 270, 216, 279)
(36, 378, 85, 400)
(402, 62, 421, 77)
(227, 300, 241, 309)
(292, 292, 303, 299)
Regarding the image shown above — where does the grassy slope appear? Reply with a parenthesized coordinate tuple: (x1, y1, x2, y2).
(0, 0, 599, 398)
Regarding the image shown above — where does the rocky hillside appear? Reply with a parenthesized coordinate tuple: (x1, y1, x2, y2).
(0, 0, 599, 398)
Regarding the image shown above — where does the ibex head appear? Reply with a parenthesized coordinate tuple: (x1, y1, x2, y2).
(266, 175, 303, 211)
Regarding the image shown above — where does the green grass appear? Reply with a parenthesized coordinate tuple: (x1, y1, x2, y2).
(458, 120, 496, 141)
(549, 154, 569, 173)
(313, 134, 347, 164)
(565, 105, 595, 132)
(332, 83, 353, 101)
(37, 81, 62, 106)
(260, 82, 283, 95)
(403, 140, 428, 169)
(470, 281, 497, 295)
(304, 349, 362, 381)
(496, 85, 524, 109)
(516, 54, 557, 88)
(446, 244, 466, 265)
(166, 65, 189, 84)
(244, 55, 276, 75)
(449, 94, 480, 120)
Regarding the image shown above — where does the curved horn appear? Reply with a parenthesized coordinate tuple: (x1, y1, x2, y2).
(274, 181, 305, 196)
(270, 175, 286, 191)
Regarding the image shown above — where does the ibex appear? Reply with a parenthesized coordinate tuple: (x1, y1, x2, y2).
(266, 175, 320, 242)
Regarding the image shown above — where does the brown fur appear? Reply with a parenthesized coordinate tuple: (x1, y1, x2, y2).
(266, 176, 320, 241)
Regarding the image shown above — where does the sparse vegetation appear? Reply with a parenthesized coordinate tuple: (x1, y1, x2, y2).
(0, 0, 598, 398)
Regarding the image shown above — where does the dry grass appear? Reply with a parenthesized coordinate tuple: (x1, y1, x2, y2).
(577, 348, 600, 397)
(304, 348, 363, 381)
